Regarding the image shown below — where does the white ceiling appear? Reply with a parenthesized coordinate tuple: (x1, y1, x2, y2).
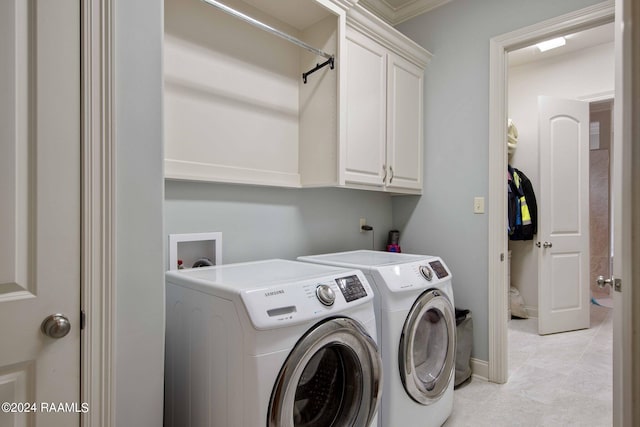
(508, 22, 615, 68)
(358, 0, 452, 25)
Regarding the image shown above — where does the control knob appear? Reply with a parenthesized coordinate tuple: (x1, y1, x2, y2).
(316, 284, 336, 306)
(419, 265, 433, 281)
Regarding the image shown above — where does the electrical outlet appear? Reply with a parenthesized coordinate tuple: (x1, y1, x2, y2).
(474, 197, 485, 214)
(359, 217, 367, 232)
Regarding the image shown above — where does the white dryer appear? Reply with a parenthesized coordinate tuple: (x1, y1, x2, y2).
(164, 259, 383, 427)
(298, 250, 456, 427)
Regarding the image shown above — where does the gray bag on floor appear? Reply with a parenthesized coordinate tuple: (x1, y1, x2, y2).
(454, 309, 473, 387)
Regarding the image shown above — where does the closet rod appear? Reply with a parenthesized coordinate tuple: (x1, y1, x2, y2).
(201, 0, 334, 61)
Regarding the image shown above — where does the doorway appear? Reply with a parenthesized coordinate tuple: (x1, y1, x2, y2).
(506, 24, 615, 326)
(486, 1, 615, 384)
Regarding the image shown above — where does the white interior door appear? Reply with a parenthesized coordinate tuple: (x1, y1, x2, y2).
(538, 96, 590, 335)
(0, 1, 81, 426)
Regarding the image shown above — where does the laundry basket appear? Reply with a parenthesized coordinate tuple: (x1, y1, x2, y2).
(454, 308, 473, 387)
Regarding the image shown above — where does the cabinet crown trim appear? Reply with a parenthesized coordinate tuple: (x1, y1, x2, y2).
(347, 4, 432, 68)
(329, 0, 359, 11)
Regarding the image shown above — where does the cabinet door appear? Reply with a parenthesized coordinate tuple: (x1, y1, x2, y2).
(386, 53, 423, 191)
(343, 29, 387, 187)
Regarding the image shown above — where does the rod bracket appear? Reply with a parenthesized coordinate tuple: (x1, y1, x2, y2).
(302, 56, 335, 84)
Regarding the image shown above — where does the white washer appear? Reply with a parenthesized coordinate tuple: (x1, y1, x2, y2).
(298, 250, 456, 427)
(164, 259, 383, 427)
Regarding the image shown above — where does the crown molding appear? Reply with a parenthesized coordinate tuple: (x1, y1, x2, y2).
(329, 0, 360, 12)
(358, 0, 452, 25)
(347, 4, 432, 67)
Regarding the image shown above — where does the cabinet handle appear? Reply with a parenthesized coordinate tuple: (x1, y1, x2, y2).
(389, 166, 394, 184)
(382, 165, 387, 183)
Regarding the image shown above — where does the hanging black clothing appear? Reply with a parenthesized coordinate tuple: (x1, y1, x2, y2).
(508, 166, 538, 241)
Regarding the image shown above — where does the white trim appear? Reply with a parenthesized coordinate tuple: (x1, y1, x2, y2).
(614, 0, 639, 424)
(578, 90, 615, 103)
(165, 159, 302, 188)
(81, 1, 116, 426)
(630, 1, 640, 421)
(488, 32, 510, 384)
(358, 0, 452, 26)
(346, 4, 432, 68)
(487, 1, 614, 384)
(470, 358, 489, 382)
(524, 306, 539, 319)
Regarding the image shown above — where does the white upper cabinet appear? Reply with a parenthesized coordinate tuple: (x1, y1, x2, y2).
(164, 0, 349, 188)
(343, 29, 388, 188)
(163, 0, 430, 193)
(342, 5, 430, 194)
(386, 52, 424, 191)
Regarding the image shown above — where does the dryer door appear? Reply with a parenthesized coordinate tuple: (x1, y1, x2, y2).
(399, 289, 456, 404)
(268, 317, 382, 427)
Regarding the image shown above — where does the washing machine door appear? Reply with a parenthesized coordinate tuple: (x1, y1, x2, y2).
(399, 289, 456, 405)
(268, 317, 383, 427)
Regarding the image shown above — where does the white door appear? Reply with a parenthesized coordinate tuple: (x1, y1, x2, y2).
(537, 96, 590, 335)
(0, 1, 81, 426)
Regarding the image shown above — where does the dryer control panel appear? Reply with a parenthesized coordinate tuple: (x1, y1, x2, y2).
(241, 270, 373, 330)
(377, 257, 452, 293)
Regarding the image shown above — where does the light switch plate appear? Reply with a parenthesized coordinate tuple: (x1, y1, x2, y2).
(474, 197, 485, 214)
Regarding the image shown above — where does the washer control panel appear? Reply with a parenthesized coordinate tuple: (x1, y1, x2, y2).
(241, 270, 373, 330)
(335, 275, 368, 302)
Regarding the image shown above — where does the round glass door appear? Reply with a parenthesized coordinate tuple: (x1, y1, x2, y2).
(268, 317, 382, 427)
(398, 289, 456, 405)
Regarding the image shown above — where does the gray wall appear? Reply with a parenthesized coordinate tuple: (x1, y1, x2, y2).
(165, 181, 394, 264)
(115, 0, 165, 425)
(394, 0, 603, 361)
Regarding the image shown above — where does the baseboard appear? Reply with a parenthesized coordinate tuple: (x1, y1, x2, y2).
(470, 358, 489, 381)
(525, 305, 539, 318)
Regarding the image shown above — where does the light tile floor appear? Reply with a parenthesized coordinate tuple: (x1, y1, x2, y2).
(445, 304, 613, 426)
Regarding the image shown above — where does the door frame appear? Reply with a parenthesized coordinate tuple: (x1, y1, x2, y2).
(487, 1, 614, 382)
(614, 0, 640, 423)
(80, 1, 116, 426)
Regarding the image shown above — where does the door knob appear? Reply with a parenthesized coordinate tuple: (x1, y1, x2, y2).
(596, 275, 611, 288)
(543, 242, 553, 248)
(596, 276, 622, 292)
(41, 314, 71, 338)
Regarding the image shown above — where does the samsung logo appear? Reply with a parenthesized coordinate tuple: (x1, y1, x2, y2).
(265, 289, 285, 297)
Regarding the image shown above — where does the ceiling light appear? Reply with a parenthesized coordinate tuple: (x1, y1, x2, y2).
(536, 37, 566, 52)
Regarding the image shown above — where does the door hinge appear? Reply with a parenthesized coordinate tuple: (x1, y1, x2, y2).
(500, 253, 504, 261)
(80, 309, 86, 330)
